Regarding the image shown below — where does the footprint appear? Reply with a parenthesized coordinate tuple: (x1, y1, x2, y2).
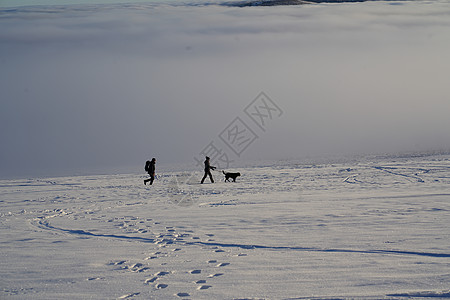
(166, 227, 176, 232)
(207, 260, 217, 264)
(109, 260, 127, 266)
(216, 263, 230, 267)
(145, 277, 158, 284)
(189, 269, 201, 274)
(155, 271, 170, 277)
(136, 267, 150, 273)
(87, 277, 104, 281)
(195, 280, 206, 284)
(197, 285, 212, 290)
(155, 283, 168, 289)
(128, 263, 149, 273)
(175, 292, 190, 297)
(117, 292, 140, 299)
(208, 273, 223, 278)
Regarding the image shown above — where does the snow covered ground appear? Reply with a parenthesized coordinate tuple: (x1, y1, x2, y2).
(2, 2, 450, 297)
(1, 153, 449, 299)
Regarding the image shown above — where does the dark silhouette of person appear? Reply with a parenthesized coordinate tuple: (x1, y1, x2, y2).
(144, 158, 156, 185)
(201, 156, 216, 184)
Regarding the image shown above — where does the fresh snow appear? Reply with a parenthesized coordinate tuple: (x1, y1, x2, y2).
(1, 154, 449, 299)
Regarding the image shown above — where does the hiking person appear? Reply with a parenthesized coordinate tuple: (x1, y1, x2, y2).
(201, 156, 216, 184)
(144, 158, 156, 185)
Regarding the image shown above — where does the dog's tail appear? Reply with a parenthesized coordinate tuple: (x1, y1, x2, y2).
(222, 170, 226, 175)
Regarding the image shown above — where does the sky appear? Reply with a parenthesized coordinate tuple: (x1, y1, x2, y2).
(0, 0, 166, 7)
(1, 0, 450, 178)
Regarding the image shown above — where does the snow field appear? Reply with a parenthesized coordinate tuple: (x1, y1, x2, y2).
(1, 154, 449, 299)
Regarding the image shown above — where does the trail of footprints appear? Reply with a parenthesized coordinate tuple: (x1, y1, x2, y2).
(108, 217, 246, 298)
(141, 252, 230, 297)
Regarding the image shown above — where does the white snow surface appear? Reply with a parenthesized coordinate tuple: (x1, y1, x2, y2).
(1, 154, 449, 299)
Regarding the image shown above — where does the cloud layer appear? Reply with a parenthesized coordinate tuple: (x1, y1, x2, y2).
(1, 1, 450, 178)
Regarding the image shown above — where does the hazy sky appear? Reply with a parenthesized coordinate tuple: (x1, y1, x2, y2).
(0, 0, 167, 7)
(1, 1, 450, 178)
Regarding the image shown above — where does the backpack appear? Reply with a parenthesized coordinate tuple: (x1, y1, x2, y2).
(145, 161, 150, 172)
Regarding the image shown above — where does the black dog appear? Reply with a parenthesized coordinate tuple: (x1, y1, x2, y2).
(223, 170, 241, 182)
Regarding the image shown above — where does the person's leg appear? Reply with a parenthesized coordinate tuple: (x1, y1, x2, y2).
(149, 174, 155, 185)
(201, 172, 207, 184)
(208, 171, 214, 183)
(144, 173, 153, 185)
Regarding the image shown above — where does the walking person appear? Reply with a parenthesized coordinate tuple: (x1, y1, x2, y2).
(201, 156, 216, 184)
(144, 158, 156, 185)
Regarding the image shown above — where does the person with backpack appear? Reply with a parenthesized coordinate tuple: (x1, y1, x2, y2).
(144, 158, 156, 185)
